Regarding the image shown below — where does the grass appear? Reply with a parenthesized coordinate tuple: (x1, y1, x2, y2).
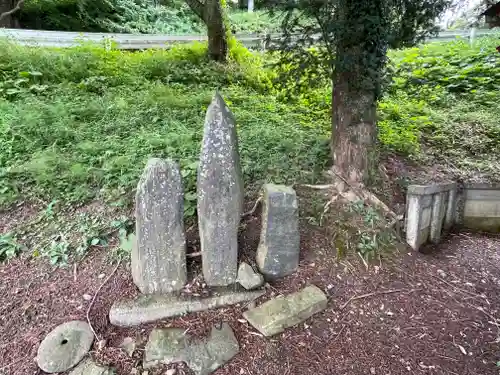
(1, 35, 499, 264)
(0, 41, 330, 209)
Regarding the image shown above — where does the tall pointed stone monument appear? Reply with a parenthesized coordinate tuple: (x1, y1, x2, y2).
(197, 92, 243, 286)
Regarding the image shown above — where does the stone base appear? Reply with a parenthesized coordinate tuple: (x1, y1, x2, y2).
(110, 289, 265, 327)
(243, 285, 327, 336)
(144, 323, 239, 374)
(463, 217, 500, 232)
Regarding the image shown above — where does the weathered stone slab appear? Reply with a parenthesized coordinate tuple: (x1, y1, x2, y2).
(443, 188, 457, 230)
(68, 358, 112, 375)
(237, 262, 264, 290)
(243, 285, 327, 337)
(430, 192, 447, 243)
(36, 321, 94, 373)
(256, 184, 299, 279)
(110, 289, 264, 327)
(197, 92, 243, 286)
(143, 323, 239, 375)
(132, 158, 187, 294)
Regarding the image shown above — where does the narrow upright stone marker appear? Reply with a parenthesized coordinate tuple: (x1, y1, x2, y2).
(256, 184, 300, 279)
(197, 92, 243, 286)
(132, 158, 187, 294)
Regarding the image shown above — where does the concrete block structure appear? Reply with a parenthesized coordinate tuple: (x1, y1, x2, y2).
(405, 183, 457, 251)
(462, 184, 500, 232)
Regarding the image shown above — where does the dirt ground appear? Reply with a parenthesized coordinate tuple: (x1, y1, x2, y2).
(1, 200, 500, 375)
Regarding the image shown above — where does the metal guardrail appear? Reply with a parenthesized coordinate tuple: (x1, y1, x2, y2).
(0, 28, 496, 50)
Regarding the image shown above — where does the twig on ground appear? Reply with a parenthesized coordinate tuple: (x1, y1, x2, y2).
(466, 302, 500, 336)
(0, 354, 30, 372)
(433, 276, 489, 302)
(357, 252, 369, 270)
(242, 196, 262, 217)
(73, 263, 77, 282)
(340, 288, 418, 310)
(297, 184, 335, 190)
(187, 251, 201, 258)
(332, 324, 347, 342)
(86, 258, 122, 341)
(0, 0, 25, 21)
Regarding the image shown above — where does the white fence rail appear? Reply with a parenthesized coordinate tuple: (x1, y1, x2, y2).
(0, 28, 496, 50)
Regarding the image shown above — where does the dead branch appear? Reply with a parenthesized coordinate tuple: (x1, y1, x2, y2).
(187, 251, 201, 258)
(242, 196, 262, 217)
(0, 0, 25, 21)
(331, 324, 348, 342)
(86, 258, 122, 341)
(298, 184, 335, 190)
(340, 288, 418, 310)
(433, 276, 489, 302)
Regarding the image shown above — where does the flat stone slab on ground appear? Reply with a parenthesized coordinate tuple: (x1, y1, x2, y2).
(132, 158, 187, 294)
(68, 358, 112, 375)
(237, 262, 264, 290)
(36, 320, 94, 373)
(197, 92, 243, 286)
(256, 184, 300, 279)
(110, 289, 265, 327)
(243, 285, 327, 337)
(143, 323, 239, 375)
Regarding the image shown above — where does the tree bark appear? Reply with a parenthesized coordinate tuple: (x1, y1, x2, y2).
(185, 0, 228, 62)
(332, 72, 377, 184)
(204, 0, 228, 61)
(0, 0, 16, 28)
(331, 0, 385, 184)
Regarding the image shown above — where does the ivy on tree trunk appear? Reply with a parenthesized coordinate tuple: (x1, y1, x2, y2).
(332, 0, 386, 183)
(268, 0, 450, 185)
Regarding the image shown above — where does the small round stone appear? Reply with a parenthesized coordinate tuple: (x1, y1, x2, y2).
(36, 321, 94, 373)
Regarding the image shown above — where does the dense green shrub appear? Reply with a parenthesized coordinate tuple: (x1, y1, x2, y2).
(1, 36, 499, 207)
(378, 36, 500, 175)
(19, 0, 205, 33)
(387, 36, 500, 105)
(19, 0, 279, 35)
(0, 40, 273, 95)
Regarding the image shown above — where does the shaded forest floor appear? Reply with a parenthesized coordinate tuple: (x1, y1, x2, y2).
(1, 201, 500, 375)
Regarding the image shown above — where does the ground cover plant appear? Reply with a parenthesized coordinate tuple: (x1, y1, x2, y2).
(0, 35, 499, 264)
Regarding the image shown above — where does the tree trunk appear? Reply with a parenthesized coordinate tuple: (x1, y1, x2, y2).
(331, 0, 385, 184)
(184, 0, 228, 62)
(205, 0, 228, 61)
(0, 0, 16, 28)
(332, 72, 377, 184)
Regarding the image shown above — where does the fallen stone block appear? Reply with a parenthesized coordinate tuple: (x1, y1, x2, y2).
(69, 359, 112, 375)
(256, 184, 300, 279)
(143, 323, 239, 375)
(237, 262, 264, 290)
(110, 289, 264, 327)
(243, 285, 327, 337)
(197, 92, 243, 286)
(132, 158, 187, 294)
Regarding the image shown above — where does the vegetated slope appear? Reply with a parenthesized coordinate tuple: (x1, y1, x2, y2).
(379, 36, 500, 183)
(0, 36, 499, 211)
(18, 0, 281, 35)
